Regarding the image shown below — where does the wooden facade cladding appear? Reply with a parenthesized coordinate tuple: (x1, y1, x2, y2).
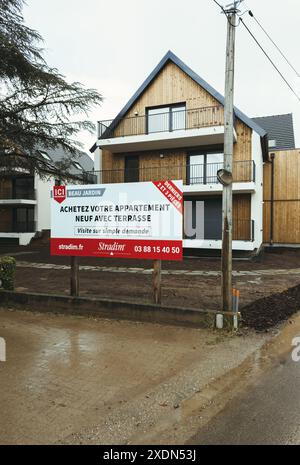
(263, 149, 300, 244)
(233, 194, 251, 220)
(118, 62, 220, 118)
(0, 178, 12, 199)
(0, 207, 12, 232)
(233, 194, 252, 241)
(103, 61, 252, 166)
(99, 60, 256, 244)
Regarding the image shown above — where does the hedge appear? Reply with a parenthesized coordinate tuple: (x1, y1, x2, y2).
(0, 256, 16, 290)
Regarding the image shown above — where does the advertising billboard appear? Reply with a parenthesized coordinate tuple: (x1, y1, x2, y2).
(51, 180, 183, 260)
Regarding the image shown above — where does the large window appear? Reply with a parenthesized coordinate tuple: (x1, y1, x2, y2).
(184, 196, 222, 240)
(13, 207, 35, 232)
(147, 104, 186, 134)
(187, 151, 224, 185)
(13, 176, 35, 199)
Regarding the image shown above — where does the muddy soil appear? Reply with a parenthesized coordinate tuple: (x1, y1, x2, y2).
(242, 283, 300, 331)
(0, 308, 266, 445)
(2, 239, 300, 271)
(12, 266, 300, 315)
(2, 239, 300, 331)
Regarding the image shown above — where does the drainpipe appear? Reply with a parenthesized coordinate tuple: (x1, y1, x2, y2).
(270, 152, 275, 245)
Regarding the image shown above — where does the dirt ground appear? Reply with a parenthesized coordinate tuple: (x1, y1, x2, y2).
(0, 307, 266, 445)
(1, 241, 300, 323)
(2, 238, 300, 270)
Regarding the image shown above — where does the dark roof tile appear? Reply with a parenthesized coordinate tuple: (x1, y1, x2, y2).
(252, 114, 295, 151)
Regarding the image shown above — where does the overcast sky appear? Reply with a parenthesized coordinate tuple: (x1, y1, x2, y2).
(24, 0, 300, 156)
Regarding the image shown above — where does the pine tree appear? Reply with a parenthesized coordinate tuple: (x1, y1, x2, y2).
(0, 0, 102, 176)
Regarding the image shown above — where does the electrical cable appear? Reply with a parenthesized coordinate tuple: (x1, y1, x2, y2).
(240, 17, 300, 102)
(248, 10, 300, 78)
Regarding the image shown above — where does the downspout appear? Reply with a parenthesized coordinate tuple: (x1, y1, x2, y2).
(270, 152, 275, 245)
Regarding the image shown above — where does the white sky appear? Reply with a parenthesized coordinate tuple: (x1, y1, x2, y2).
(24, 0, 300, 156)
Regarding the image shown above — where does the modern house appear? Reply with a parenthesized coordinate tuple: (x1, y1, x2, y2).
(91, 50, 274, 254)
(254, 114, 299, 246)
(0, 146, 94, 245)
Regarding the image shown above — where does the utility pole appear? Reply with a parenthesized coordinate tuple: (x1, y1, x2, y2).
(221, 1, 242, 311)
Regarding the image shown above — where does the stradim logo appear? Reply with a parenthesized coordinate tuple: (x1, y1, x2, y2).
(0, 337, 6, 362)
(291, 337, 300, 362)
(98, 242, 126, 252)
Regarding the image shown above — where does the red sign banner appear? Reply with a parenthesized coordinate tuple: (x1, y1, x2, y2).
(51, 181, 183, 261)
(51, 238, 182, 260)
(53, 185, 66, 204)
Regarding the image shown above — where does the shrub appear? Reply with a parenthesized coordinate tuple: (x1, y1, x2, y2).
(0, 256, 16, 290)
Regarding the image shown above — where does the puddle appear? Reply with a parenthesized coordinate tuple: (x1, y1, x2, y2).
(135, 312, 300, 444)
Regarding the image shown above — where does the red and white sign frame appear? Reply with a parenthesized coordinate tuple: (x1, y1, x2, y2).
(51, 180, 183, 261)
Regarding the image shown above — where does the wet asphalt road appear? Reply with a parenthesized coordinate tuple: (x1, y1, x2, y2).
(189, 351, 300, 445)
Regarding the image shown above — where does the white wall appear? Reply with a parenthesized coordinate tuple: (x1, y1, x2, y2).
(34, 174, 53, 231)
(251, 132, 264, 250)
(94, 147, 103, 183)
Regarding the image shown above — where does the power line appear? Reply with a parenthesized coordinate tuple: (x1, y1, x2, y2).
(248, 10, 300, 78)
(212, 1, 300, 102)
(240, 17, 300, 102)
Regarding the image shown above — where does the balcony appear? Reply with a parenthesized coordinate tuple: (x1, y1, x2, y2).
(0, 187, 36, 200)
(96, 106, 233, 153)
(0, 221, 36, 233)
(0, 186, 37, 206)
(94, 160, 255, 193)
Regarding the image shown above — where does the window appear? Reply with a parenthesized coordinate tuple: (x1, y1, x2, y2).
(187, 151, 224, 185)
(13, 207, 35, 232)
(268, 139, 277, 148)
(147, 104, 186, 134)
(73, 162, 83, 171)
(13, 176, 35, 199)
(206, 153, 223, 183)
(38, 150, 51, 161)
(188, 154, 205, 184)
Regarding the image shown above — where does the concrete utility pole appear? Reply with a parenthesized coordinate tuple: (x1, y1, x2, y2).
(221, 1, 242, 311)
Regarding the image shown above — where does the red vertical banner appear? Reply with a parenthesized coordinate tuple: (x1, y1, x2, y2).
(152, 180, 183, 214)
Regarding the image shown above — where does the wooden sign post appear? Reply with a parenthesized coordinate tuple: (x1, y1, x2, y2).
(153, 259, 162, 304)
(70, 256, 79, 297)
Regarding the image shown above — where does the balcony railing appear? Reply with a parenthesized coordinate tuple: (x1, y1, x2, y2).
(97, 105, 224, 139)
(0, 221, 36, 233)
(81, 172, 97, 184)
(92, 160, 255, 185)
(0, 188, 36, 200)
(184, 219, 254, 242)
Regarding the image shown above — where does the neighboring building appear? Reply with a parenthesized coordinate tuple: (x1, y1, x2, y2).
(252, 113, 295, 152)
(91, 51, 270, 254)
(0, 146, 94, 245)
(255, 114, 299, 246)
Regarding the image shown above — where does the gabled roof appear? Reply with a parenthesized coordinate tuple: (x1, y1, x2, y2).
(91, 50, 268, 154)
(252, 113, 295, 151)
(36, 145, 94, 177)
(117, 51, 267, 137)
(46, 146, 94, 174)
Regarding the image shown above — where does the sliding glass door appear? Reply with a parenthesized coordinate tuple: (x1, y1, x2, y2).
(147, 104, 186, 134)
(187, 151, 224, 185)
